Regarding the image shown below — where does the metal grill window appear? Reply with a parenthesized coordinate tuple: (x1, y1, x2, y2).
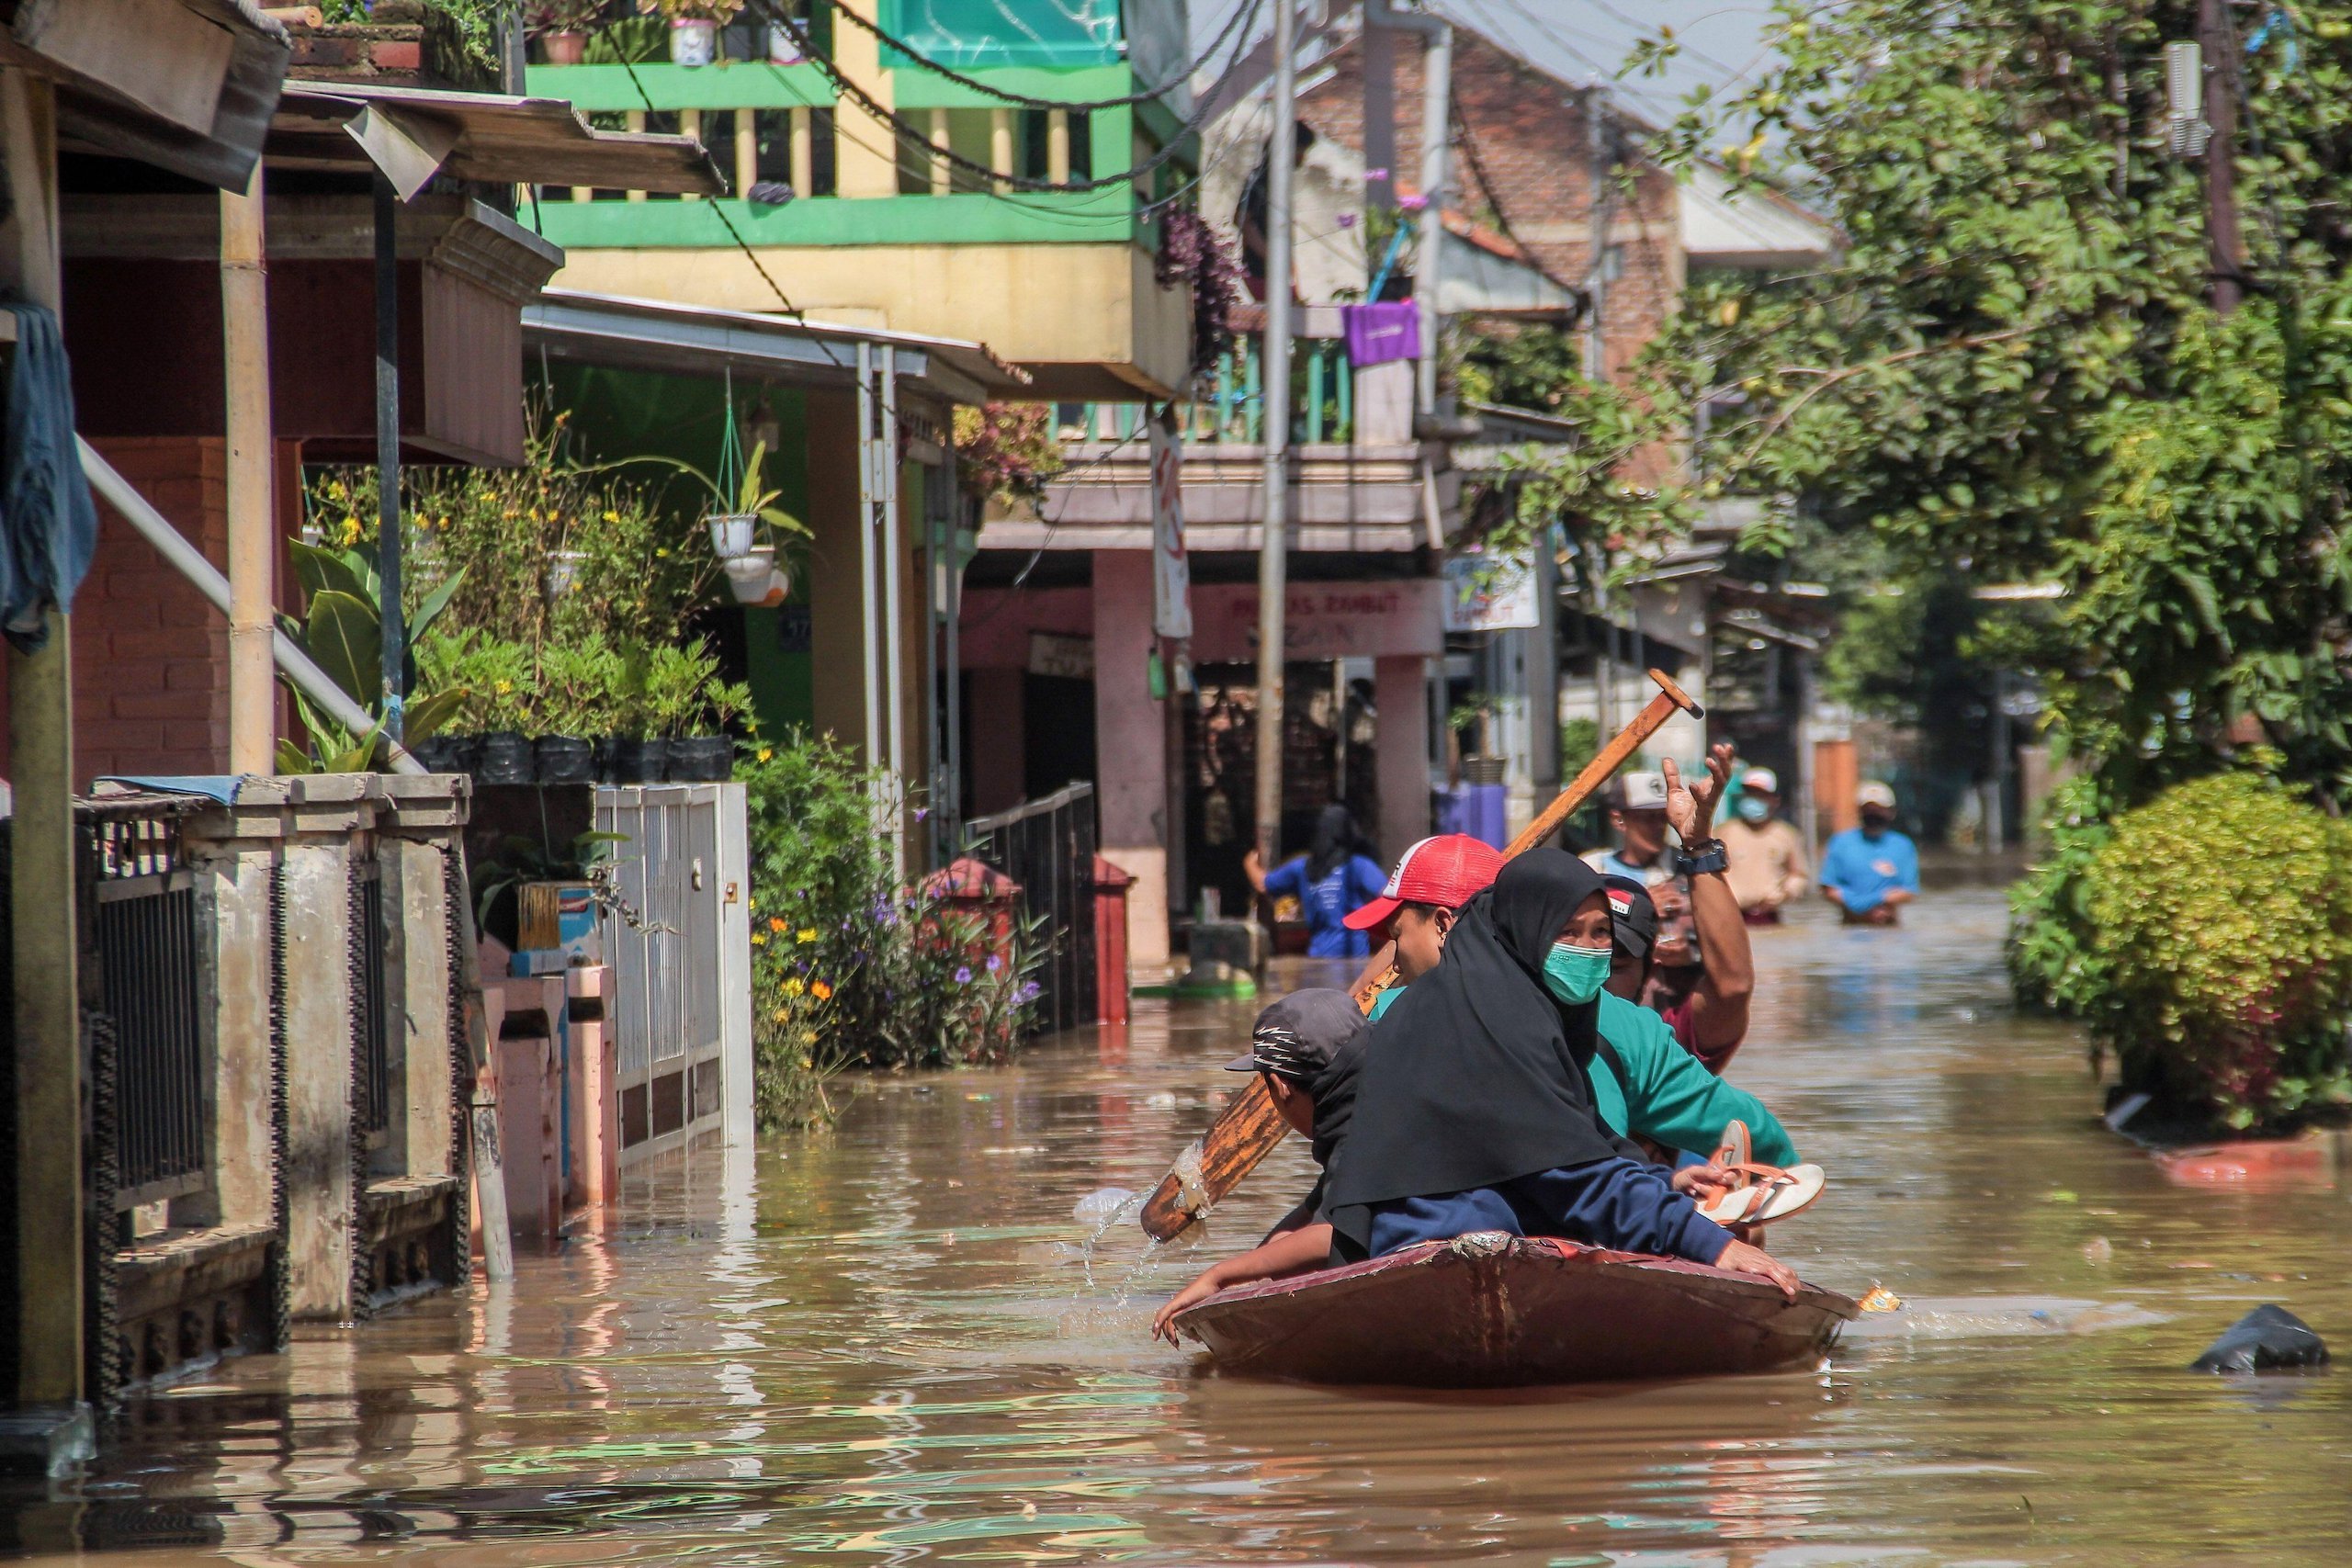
(357, 865, 390, 1141)
(90, 815, 205, 1205)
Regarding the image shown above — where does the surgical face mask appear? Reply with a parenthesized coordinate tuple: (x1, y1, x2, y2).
(1736, 795, 1770, 825)
(1542, 942, 1613, 1006)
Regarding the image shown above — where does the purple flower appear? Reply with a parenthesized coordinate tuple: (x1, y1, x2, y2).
(955, 965, 973, 984)
(985, 953, 1001, 973)
(1017, 981, 1041, 1003)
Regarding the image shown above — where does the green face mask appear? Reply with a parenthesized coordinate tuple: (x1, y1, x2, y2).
(1542, 942, 1613, 1006)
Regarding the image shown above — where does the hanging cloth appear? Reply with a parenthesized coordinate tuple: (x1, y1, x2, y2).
(1325, 849, 1628, 1254)
(0, 301, 97, 652)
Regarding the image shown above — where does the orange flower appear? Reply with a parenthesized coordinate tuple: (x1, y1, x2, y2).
(768, 916, 787, 933)
(810, 979, 832, 1000)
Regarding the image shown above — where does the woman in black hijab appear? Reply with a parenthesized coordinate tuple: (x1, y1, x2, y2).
(1322, 850, 1796, 1295)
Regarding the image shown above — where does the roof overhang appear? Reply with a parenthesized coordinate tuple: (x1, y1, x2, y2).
(271, 82, 724, 197)
(521, 288, 1025, 407)
(17, 0, 291, 190)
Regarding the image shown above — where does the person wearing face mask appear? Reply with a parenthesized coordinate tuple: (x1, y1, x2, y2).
(1320, 851, 1798, 1296)
(1721, 767, 1811, 924)
(1820, 781, 1920, 927)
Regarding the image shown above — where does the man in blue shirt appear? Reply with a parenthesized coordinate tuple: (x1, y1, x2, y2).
(1243, 805, 1389, 957)
(1819, 781, 1920, 926)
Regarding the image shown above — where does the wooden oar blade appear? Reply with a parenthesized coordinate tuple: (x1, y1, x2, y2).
(1138, 1072, 1288, 1240)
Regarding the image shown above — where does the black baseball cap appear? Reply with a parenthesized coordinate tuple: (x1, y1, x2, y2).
(1222, 988, 1368, 1081)
(1603, 875, 1657, 962)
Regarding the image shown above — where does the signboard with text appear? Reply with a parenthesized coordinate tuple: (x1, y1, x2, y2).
(1441, 552, 1542, 632)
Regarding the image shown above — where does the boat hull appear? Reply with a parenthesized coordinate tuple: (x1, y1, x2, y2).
(1172, 1232, 1860, 1387)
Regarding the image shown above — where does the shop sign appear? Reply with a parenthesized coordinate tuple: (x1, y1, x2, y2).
(1027, 630, 1095, 681)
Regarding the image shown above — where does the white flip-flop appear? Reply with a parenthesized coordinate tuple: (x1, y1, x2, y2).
(1698, 1162, 1826, 1228)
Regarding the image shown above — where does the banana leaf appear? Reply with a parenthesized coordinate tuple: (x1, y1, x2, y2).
(301, 589, 380, 708)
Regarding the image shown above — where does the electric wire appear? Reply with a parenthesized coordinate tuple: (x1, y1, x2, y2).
(814, 0, 1264, 113)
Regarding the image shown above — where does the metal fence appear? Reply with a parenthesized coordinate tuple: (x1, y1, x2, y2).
(354, 861, 390, 1141)
(966, 782, 1097, 1036)
(87, 809, 206, 1206)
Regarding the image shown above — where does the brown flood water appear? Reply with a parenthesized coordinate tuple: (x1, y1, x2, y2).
(14, 881, 2352, 1565)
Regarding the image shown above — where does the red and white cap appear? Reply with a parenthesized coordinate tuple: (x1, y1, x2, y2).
(1343, 834, 1506, 931)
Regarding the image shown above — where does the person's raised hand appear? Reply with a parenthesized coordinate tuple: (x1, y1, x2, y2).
(1714, 1238, 1800, 1300)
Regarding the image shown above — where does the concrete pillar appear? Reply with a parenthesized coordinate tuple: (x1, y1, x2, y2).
(966, 666, 1025, 816)
(1374, 655, 1430, 866)
(376, 775, 467, 1186)
(180, 795, 288, 1239)
(277, 774, 374, 1321)
(831, 0, 899, 198)
(806, 390, 867, 752)
(1092, 553, 1169, 968)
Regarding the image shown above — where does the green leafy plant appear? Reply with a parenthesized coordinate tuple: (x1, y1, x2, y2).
(954, 402, 1064, 510)
(627, 439, 809, 540)
(2072, 772, 2352, 1132)
(276, 537, 468, 772)
(739, 733, 1046, 1130)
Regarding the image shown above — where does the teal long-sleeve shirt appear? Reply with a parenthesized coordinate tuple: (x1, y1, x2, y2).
(1366, 986, 1798, 1166)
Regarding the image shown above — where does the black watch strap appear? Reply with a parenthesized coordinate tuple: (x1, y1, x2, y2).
(1678, 840, 1729, 876)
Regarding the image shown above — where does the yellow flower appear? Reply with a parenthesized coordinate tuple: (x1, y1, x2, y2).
(493, 680, 514, 695)
(757, 748, 774, 762)
(772, 1007, 788, 1021)
(796, 928, 817, 944)
(810, 979, 832, 1000)
(801, 1031, 818, 1045)
(781, 976, 805, 997)
(655, 547, 671, 558)
(751, 933, 766, 946)
(604, 510, 621, 524)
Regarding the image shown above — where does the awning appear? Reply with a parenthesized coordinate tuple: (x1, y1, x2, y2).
(521, 288, 1028, 408)
(20, 0, 291, 190)
(270, 82, 724, 197)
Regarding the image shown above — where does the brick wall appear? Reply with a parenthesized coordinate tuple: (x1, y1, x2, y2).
(1301, 23, 1685, 382)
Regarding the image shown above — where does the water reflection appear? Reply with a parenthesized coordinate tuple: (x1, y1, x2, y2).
(8, 885, 2352, 1564)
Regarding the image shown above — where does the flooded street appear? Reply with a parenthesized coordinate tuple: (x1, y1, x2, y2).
(20, 881, 2352, 1565)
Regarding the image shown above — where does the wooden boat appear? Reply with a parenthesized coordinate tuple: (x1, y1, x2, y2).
(1170, 1231, 1860, 1387)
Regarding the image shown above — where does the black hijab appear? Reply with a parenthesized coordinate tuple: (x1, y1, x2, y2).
(1305, 804, 1366, 882)
(1324, 849, 1628, 1253)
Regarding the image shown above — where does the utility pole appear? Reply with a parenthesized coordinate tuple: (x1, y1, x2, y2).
(1251, 0, 1298, 870)
(1413, 18, 1452, 415)
(1583, 84, 1611, 380)
(2196, 0, 2245, 314)
(223, 161, 275, 773)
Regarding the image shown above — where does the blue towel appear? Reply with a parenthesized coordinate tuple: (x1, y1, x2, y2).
(96, 776, 246, 805)
(0, 302, 97, 652)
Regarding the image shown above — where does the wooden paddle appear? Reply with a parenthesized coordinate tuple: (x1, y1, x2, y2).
(1136, 669, 1705, 1241)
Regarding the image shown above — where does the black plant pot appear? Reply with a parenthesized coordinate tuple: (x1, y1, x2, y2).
(405, 735, 458, 773)
(536, 734, 594, 785)
(667, 735, 735, 782)
(477, 730, 536, 785)
(600, 736, 666, 784)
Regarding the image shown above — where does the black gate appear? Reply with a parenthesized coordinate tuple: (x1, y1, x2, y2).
(966, 782, 1097, 1035)
(89, 810, 206, 1206)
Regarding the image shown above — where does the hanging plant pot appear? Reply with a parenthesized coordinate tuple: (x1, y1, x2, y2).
(707, 512, 758, 560)
(765, 20, 805, 63)
(668, 735, 736, 782)
(540, 29, 588, 64)
(669, 17, 719, 64)
(544, 547, 586, 602)
(723, 545, 781, 604)
(535, 735, 594, 785)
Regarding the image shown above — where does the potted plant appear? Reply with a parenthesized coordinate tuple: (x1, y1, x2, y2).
(657, 0, 739, 65)
(697, 438, 800, 559)
(529, 0, 604, 63)
(765, 0, 806, 62)
(643, 638, 745, 781)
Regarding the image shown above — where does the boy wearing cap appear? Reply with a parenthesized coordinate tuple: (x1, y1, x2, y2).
(1581, 770, 1678, 888)
(1722, 766, 1810, 924)
(1820, 782, 1920, 926)
(1344, 834, 1506, 1009)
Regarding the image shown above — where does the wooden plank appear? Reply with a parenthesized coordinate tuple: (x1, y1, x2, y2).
(15, 0, 232, 137)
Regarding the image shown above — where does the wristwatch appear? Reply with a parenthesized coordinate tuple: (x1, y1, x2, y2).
(1677, 839, 1729, 876)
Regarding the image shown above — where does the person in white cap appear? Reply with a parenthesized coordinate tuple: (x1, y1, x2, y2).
(1820, 781, 1920, 926)
(1580, 769, 1678, 888)
(1721, 766, 1811, 924)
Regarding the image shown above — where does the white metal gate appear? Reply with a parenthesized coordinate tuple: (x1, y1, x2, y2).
(592, 783, 752, 1161)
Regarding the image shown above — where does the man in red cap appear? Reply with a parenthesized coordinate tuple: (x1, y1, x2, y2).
(1344, 834, 1505, 1016)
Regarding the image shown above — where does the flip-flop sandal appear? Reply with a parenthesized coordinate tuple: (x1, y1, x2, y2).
(1711, 1120, 1752, 1173)
(1698, 1162, 1826, 1228)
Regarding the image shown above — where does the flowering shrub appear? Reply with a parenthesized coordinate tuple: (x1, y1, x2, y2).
(739, 734, 1045, 1129)
(1156, 207, 1244, 374)
(2065, 772, 2352, 1131)
(953, 402, 1063, 511)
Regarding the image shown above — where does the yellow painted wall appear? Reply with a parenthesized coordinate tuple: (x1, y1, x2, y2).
(551, 241, 1192, 398)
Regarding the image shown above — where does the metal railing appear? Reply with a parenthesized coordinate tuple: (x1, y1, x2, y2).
(355, 862, 390, 1143)
(966, 781, 1097, 1036)
(87, 809, 206, 1207)
(1061, 339, 1357, 451)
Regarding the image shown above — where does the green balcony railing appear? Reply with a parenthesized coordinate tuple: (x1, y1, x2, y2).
(1060, 338, 1360, 449)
